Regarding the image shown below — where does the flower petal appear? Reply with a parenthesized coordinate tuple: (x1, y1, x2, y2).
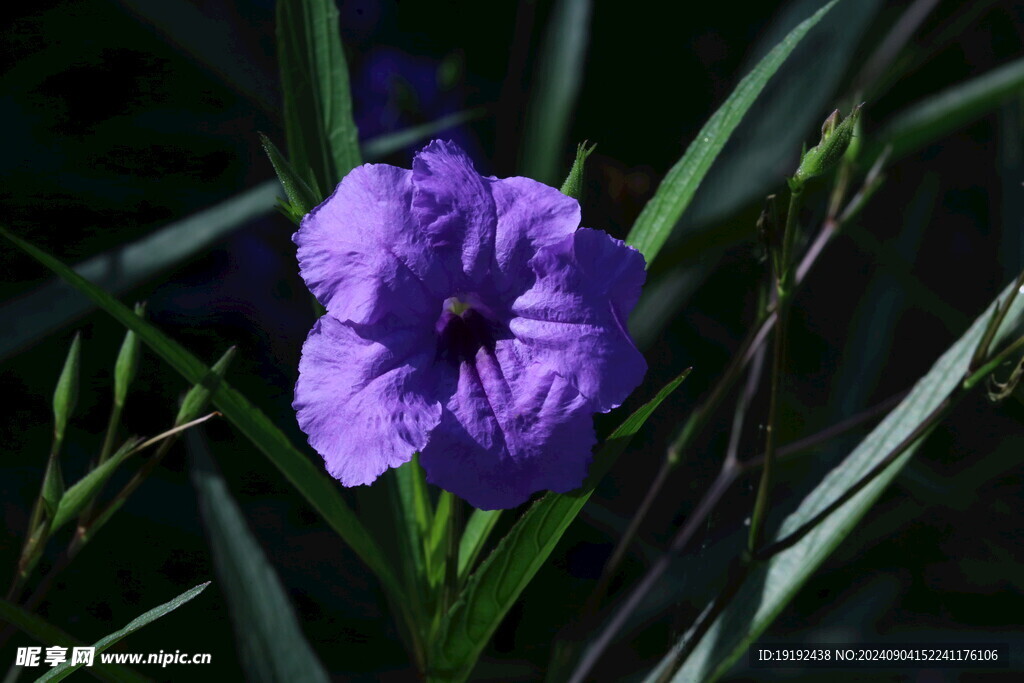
(411, 140, 497, 287)
(419, 340, 596, 509)
(489, 175, 581, 295)
(294, 315, 442, 486)
(294, 163, 442, 326)
(510, 228, 647, 412)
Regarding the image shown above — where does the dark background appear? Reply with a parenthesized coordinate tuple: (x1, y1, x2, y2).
(2, 0, 1023, 680)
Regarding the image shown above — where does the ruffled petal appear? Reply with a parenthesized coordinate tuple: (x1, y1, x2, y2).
(294, 315, 442, 486)
(489, 175, 581, 296)
(510, 228, 647, 412)
(411, 140, 497, 288)
(419, 340, 596, 509)
(294, 163, 443, 326)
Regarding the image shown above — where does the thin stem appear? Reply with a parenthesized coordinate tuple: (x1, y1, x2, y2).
(595, 159, 877, 615)
(727, 341, 769, 467)
(76, 399, 125, 534)
(567, 462, 741, 683)
(570, 154, 885, 679)
(971, 269, 1024, 371)
(964, 334, 1024, 391)
(9, 425, 67, 603)
(665, 321, 764, 464)
(746, 302, 787, 554)
(73, 413, 221, 555)
(853, 0, 941, 94)
(584, 457, 672, 615)
(572, 345, 766, 683)
(565, 389, 903, 682)
(748, 187, 801, 554)
(779, 186, 803, 289)
(97, 402, 124, 466)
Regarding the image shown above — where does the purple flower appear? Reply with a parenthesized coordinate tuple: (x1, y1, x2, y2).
(293, 140, 647, 509)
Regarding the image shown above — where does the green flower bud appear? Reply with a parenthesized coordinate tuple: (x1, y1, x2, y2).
(559, 141, 597, 200)
(793, 104, 863, 186)
(52, 333, 81, 447)
(113, 302, 146, 408)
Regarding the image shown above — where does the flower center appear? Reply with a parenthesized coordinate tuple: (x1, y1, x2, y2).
(446, 296, 472, 317)
(435, 296, 502, 365)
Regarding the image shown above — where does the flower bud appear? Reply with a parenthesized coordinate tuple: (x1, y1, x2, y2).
(793, 104, 863, 186)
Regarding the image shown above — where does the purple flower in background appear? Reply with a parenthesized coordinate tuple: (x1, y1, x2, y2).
(293, 140, 647, 509)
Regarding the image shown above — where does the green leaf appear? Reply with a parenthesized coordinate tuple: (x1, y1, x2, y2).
(391, 456, 433, 592)
(361, 108, 488, 160)
(189, 433, 330, 683)
(0, 112, 484, 364)
(430, 370, 691, 681)
(0, 180, 280, 361)
(625, 0, 839, 266)
(676, 0, 881, 233)
(559, 142, 597, 200)
(520, 0, 592, 185)
(50, 438, 142, 534)
(427, 491, 455, 588)
(260, 132, 322, 215)
(38, 583, 210, 683)
(658, 280, 1024, 682)
(457, 508, 502, 580)
(0, 599, 147, 683)
(113, 303, 145, 408)
(625, 0, 881, 353)
(53, 345, 231, 538)
(869, 57, 1024, 163)
(277, 0, 361, 193)
(0, 228, 412, 630)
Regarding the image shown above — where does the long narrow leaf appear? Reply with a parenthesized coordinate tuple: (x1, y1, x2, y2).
(625, 0, 838, 265)
(277, 0, 361, 192)
(362, 108, 488, 160)
(0, 228, 411, 626)
(50, 438, 141, 533)
(0, 180, 279, 361)
(430, 370, 691, 681)
(38, 583, 210, 683)
(189, 432, 330, 683)
(391, 456, 433, 590)
(0, 113, 485, 362)
(260, 132, 321, 214)
(520, 0, 592, 185)
(870, 57, 1024, 163)
(457, 509, 502, 580)
(675, 0, 882, 233)
(658, 280, 1023, 682)
(0, 600, 147, 683)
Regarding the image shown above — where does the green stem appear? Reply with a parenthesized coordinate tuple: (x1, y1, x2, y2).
(747, 186, 802, 555)
(779, 185, 804, 292)
(747, 294, 790, 555)
(964, 334, 1024, 390)
(75, 399, 125, 533)
(98, 401, 124, 466)
(971, 269, 1024, 371)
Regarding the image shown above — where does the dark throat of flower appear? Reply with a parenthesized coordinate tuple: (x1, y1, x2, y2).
(435, 297, 507, 365)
